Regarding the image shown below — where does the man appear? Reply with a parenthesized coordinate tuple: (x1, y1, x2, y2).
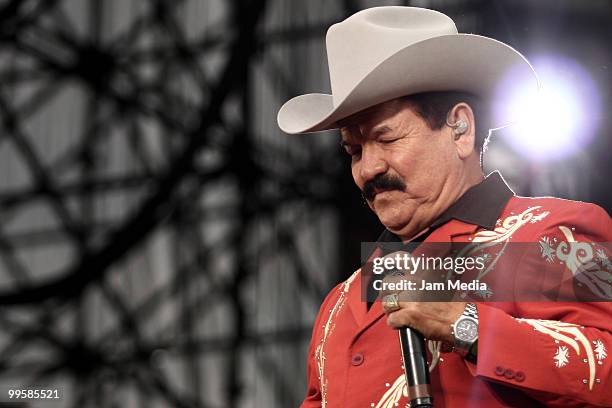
(277, 7, 611, 407)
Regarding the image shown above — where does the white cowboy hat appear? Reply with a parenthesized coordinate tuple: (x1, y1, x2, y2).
(277, 6, 538, 134)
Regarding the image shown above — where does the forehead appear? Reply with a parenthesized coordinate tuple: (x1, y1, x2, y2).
(338, 98, 421, 139)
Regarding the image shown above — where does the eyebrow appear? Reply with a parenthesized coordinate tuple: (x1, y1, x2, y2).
(340, 124, 392, 144)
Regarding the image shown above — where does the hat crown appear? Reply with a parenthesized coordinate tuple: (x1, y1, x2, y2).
(326, 7, 457, 105)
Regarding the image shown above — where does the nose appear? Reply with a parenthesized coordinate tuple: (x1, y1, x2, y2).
(358, 144, 388, 183)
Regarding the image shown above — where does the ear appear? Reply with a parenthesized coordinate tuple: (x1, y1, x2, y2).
(447, 103, 476, 160)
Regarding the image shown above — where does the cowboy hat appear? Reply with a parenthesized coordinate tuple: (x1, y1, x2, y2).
(277, 6, 538, 134)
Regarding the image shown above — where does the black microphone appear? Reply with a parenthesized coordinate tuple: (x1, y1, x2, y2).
(399, 327, 433, 407)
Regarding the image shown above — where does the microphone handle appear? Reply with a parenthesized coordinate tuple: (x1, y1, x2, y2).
(399, 327, 434, 408)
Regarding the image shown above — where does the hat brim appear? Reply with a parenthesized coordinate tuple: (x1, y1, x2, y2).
(277, 34, 538, 134)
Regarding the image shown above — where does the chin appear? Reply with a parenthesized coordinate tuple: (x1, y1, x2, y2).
(372, 197, 413, 226)
(382, 221, 412, 235)
(375, 211, 413, 233)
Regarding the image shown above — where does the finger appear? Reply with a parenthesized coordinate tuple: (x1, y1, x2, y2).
(387, 310, 455, 342)
(386, 309, 416, 329)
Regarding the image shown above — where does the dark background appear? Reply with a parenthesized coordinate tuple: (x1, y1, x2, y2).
(0, 0, 609, 407)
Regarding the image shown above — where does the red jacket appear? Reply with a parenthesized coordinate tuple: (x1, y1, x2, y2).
(301, 196, 612, 407)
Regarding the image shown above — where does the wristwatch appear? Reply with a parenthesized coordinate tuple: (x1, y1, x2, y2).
(451, 303, 479, 357)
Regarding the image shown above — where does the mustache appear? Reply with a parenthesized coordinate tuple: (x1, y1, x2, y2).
(362, 174, 406, 201)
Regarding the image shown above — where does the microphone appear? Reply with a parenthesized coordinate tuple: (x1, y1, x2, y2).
(399, 327, 433, 407)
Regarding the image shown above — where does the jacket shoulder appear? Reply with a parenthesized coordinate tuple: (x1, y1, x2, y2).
(507, 196, 609, 218)
(502, 196, 611, 241)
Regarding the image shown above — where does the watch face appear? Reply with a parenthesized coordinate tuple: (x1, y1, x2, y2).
(455, 318, 478, 341)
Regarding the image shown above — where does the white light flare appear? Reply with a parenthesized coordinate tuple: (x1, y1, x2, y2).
(493, 56, 601, 161)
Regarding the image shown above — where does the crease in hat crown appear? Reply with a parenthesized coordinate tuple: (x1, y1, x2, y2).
(277, 6, 538, 134)
(326, 7, 457, 106)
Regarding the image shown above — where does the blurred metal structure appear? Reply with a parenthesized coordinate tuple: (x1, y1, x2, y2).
(0, 0, 610, 407)
(0, 0, 344, 407)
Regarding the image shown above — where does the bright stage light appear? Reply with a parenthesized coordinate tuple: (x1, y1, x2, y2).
(493, 56, 601, 161)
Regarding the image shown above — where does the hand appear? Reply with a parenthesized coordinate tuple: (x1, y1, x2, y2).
(375, 251, 465, 346)
(383, 300, 466, 345)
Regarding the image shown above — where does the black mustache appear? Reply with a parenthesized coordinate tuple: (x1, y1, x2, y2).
(362, 174, 406, 201)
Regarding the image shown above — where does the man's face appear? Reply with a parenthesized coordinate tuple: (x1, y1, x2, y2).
(340, 99, 462, 238)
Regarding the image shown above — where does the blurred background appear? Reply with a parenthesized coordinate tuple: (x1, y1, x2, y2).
(0, 0, 609, 407)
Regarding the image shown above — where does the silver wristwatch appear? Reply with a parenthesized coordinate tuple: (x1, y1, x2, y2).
(451, 303, 479, 357)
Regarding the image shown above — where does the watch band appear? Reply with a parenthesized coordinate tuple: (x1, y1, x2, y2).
(463, 302, 478, 319)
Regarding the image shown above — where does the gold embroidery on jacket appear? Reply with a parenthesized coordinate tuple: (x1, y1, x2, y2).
(472, 206, 547, 243)
(516, 319, 597, 390)
(374, 374, 407, 408)
(315, 270, 359, 408)
(555, 226, 612, 299)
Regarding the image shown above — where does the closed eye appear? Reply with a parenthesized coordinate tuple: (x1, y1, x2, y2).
(379, 138, 400, 144)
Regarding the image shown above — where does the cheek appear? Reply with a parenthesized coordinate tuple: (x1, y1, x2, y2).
(391, 146, 453, 192)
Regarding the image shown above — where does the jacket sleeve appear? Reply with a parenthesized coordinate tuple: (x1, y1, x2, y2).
(467, 203, 612, 407)
(300, 282, 343, 408)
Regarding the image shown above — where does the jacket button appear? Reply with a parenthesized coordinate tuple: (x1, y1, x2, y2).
(504, 369, 515, 379)
(351, 353, 364, 366)
(515, 371, 525, 382)
(495, 366, 505, 376)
